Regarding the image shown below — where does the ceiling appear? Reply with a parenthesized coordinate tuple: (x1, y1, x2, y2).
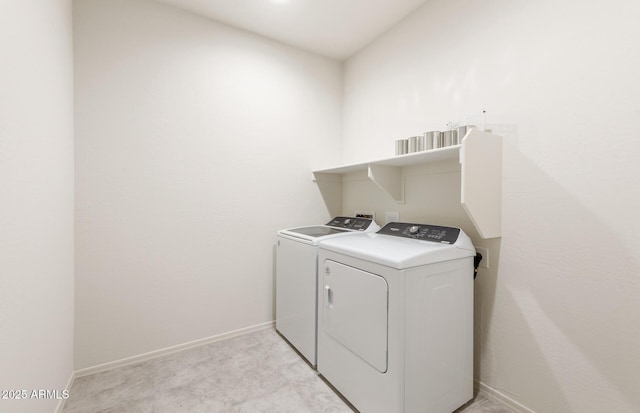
(153, 0, 429, 60)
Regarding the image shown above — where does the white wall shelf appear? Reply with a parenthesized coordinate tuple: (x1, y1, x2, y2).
(313, 129, 502, 239)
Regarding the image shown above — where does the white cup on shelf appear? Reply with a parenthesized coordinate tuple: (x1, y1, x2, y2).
(395, 139, 408, 155)
(424, 131, 441, 150)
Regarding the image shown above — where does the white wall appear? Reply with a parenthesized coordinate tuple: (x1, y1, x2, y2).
(342, 0, 640, 412)
(0, 1, 75, 412)
(73, 0, 342, 369)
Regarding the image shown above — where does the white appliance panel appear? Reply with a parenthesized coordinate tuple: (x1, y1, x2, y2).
(323, 260, 388, 373)
(404, 261, 473, 412)
(275, 235, 317, 363)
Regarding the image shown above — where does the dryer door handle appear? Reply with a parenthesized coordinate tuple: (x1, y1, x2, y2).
(325, 285, 333, 307)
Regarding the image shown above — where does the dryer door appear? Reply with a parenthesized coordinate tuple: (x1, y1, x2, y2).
(322, 260, 388, 373)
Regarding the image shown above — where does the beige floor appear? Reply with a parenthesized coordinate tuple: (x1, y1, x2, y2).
(62, 328, 514, 412)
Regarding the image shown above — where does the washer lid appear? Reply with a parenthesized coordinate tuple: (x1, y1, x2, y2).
(318, 227, 475, 269)
(278, 216, 381, 244)
(281, 225, 350, 239)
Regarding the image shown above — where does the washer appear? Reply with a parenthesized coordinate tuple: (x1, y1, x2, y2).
(276, 216, 380, 366)
(317, 222, 476, 413)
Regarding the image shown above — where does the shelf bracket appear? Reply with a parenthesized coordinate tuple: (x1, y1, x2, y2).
(368, 164, 404, 203)
(312, 172, 343, 217)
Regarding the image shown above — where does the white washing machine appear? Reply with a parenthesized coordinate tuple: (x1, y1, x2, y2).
(317, 222, 476, 413)
(276, 216, 380, 366)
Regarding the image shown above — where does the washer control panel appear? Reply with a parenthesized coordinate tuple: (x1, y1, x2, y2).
(326, 216, 374, 231)
(378, 222, 461, 244)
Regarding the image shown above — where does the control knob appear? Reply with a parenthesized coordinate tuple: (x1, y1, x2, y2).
(344, 219, 351, 225)
(409, 225, 420, 235)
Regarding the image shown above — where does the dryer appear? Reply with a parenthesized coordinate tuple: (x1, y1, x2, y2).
(317, 222, 476, 413)
(276, 216, 379, 366)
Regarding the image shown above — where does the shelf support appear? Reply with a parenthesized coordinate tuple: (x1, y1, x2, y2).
(312, 172, 343, 217)
(367, 164, 404, 203)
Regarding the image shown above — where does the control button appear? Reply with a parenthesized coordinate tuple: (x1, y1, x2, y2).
(409, 225, 420, 234)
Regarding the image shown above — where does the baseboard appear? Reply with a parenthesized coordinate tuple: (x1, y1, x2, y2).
(54, 370, 76, 413)
(74, 320, 275, 379)
(475, 380, 536, 413)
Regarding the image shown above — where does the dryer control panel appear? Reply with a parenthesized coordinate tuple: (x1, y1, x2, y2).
(378, 222, 461, 244)
(326, 216, 374, 231)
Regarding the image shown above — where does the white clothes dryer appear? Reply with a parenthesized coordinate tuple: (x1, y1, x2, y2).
(276, 217, 380, 366)
(317, 222, 476, 413)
